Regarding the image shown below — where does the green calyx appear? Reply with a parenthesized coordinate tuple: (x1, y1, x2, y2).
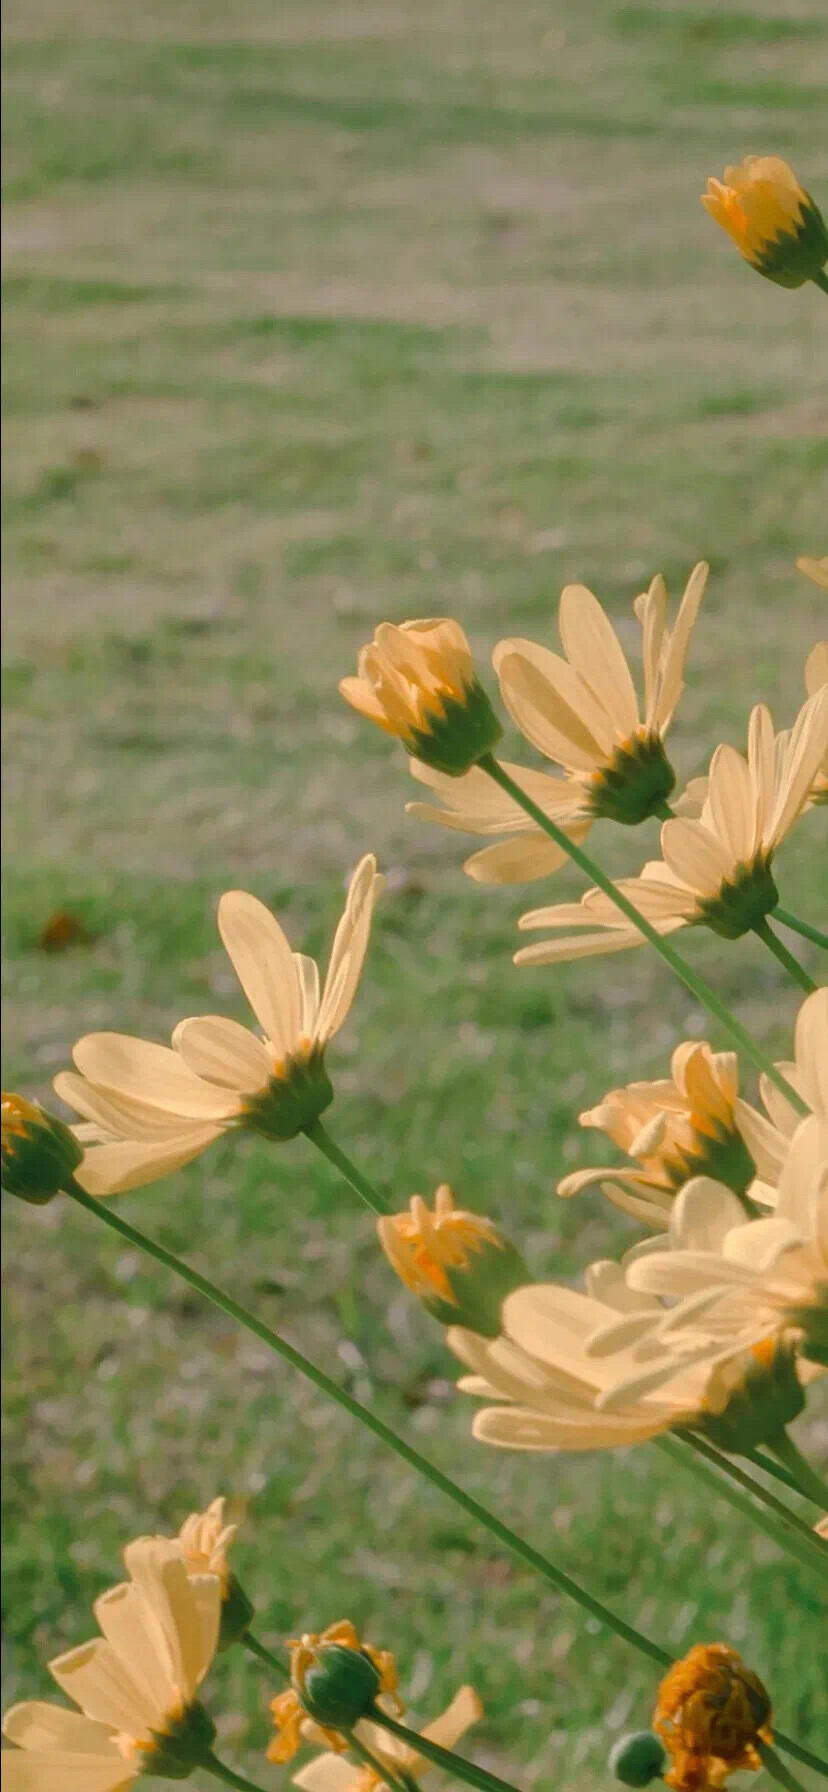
(587, 733, 676, 826)
(297, 1643, 381, 1728)
(243, 1052, 334, 1142)
(138, 1701, 217, 1779)
(1, 1098, 84, 1205)
(665, 1123, 756, 1201)
(219, 1573, 256, 1649)
(696, 1341, 805, 1454)
(751, 197, 828, 288)
(791, 1293, 828, 1369)
(409, 678, 502, 777)
(608, 1731, 668, 1786)
(423, 1238, 530, 1339)
(697, 857, 778, 940)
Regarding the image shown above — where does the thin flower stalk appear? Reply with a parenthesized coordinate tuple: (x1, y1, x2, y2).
(767, 1432, 828, 1510)
(59, 1175, 827, 1781)
(675, 1433, 827, 1545)
(774, 908, 828, 953)
(477, 754, 809, 1117)
(306, 1118, 392, 1215)
(655, 1436, 827, 1579)
(203, 1759, 272, 1792)
(367, 1708, 519, 1792)
(754, 920, 817, 994)
(345, 1728, 422, 1792)
(758, 1743, 809, 1792)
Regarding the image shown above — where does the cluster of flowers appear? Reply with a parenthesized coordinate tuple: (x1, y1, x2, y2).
(2, 154, 827, 1792)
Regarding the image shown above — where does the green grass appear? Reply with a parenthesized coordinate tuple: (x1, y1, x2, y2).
(2, 0, 827, 1785)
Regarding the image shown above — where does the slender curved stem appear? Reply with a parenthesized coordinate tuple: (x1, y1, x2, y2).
(62, 1179, 827, 1779)
(478, 756, 808, 1116)
(677, 1433, 827, 1544)
(305, 1118, 391, 1214)
(202, 1753, 270, 1791)
(774, 907, 828, 953)
(369, 1708, 519, 1792)
(744, 1447, 812, 1499)
(346, 1728, 425, 1792)
(759, 1741, 809, 1791)
(754, 920, 816, 994)
(768, 1432, 828, 1509)
(243, 1630, 288, 1678)
(659, 1436, 827, 1575)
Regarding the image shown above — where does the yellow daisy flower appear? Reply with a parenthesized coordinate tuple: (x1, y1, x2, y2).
(493, 563, 708, 828)
(516, 693, 828, 966)
(557, 1041, 756, 1227)
(53, 857, 382, 1195)
(340, 619, 501, 776)
(293, 1687, 484, 1792)
(1, 1537, 221, 1791)
(702, 155, 828, 288)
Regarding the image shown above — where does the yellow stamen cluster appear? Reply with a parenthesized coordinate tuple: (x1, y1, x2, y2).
(653, 1644, 771, 1790)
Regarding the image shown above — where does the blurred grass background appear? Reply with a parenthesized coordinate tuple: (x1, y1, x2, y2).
(2, 0, 827, 1784)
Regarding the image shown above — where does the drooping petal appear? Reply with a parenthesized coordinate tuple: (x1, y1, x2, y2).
(71, 1035, 239, 1121)
(217, 892, 303, 1060)
(767, 687, 828, 846)
(171, 1017, 269, 1095)
(74, 1125, 224, 1196)
(651, 561, 708, 732)
(294, 954, 321, 1039)
(463, 832, 574, 884)
(420, 1686, 484, 1756)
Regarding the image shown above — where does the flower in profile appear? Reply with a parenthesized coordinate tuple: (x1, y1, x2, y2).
(653, 1643, 771, 1790)
(516, 692, 828, 966)
(619, 1116, 828, 1376)
(54, 856, 382, 1195)
(557, 1042, 756, 1228)
(171, 1496, 253, 1648)
(803, 639, 828, 802)
(293, 1686, 484, 1792)
(735, 986, 827, 1195)
(340, 619, 501, 776)
(269, 1622, 400, 1765)
(405, 757, 593, 883)
(1, 1536, 221, 1790)
(493, 563, 708, 828)
(702, 155, 828, 289)
(1, 1093, 83, 1204)
(377, 1185, 529, 1336)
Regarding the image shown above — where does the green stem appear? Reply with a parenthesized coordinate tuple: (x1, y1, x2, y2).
(774, 907, 828, 953)
(745, 1447, 813, 1499)
(754, 920, 816, 994)
(305, 1118, 391, 1215)
(478, 756, 809, 1117)
(345, 1728, 424, 1792)
(62, 1181, 826, 1781)
(768, 1432, 828, 1509)
(654, 799, 675, 820)
(662, 1435, 827, 1573)
(63, 1179, 666, 1666)
(202, 1753, 270, 1792)
(243, 1631, 288, 1678)
(759, 1741, 809, 1792)
(369, 1707, 519, 1792)
(812, 267, 828, 297)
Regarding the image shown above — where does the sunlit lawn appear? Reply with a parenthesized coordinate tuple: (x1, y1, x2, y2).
(2, 0, 827, 1784)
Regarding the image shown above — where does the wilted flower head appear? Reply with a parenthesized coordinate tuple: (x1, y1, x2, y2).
(702, 156, 828, 289)
(54, 857, 382, 1195)
(558, 1042, 756, 1227)
(653, 1643, 771, 1790)
(293, 1686, 484, 1792)
(378, 1185, 528, 1335)
(493, 564, 708, 827)
(1, 1092, 83, 1204)
(340, 619, 501, 776)
(406, 757, 593, 883)
(269, 1622, 400, 1764)
(516, 692, 828, 965)
(1, 1537, 221, 1790)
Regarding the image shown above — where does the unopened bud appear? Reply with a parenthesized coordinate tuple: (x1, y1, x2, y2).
(295, 1642, 381, 1728)
(608, 1731, 667, 1786)
(1, 1093, 83, 1204)
(378, 1186, 529, 1337)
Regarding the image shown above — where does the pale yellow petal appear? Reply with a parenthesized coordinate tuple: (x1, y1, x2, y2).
(514, 930, 648, 966)
(493, 639, 612, 769)
(659, 818, 730, 897)
(48, 1639, 150, 1734)
(2, 1703, 119, 1755)
(767, 687, 828, 846)
(316, 854, 382, 1042)
(636, 575, 668, 731)
(53, 1071, 215, 1141)
(92, 1584, 174, 1728)
(651, 561, 708, 732)
(74, 1125, 223, 1195)
(558, 584, 639, 738)
(734, 1099, 789, 1185)
(171, 1017, 269, 1095)
(217, 891, 303, 1059)
(0, 1756, 134, 1792)
(705, 744, 759, 864)
(795, 986, 828, 1116)
(71, 1035, 239, 1121)
(294, 954, 321, 1038)
(463, 832, 572, 884)
(122, 1537, 219, 1704)
(294, 1757, 359, 1792)
(797, 557, 828, 592)
(804, 639, 828, 694)
(420, 1686, 484, 1754)
(472, 1404, 664, 1449)
(669, 1178, 749, 1251)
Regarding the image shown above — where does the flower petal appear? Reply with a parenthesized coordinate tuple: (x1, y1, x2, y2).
(651, 561, 708, 731)
(172, 1017, 269, 1095)
(217, 892, 302, 1059)
(316, 855, 382, 1043)
(0, 1756, 134, 1792)
(558, 584, 640, 738)
(463, 832, 572, 884)
(493, 639, 612, 769)
(2, 1704, 119, 1756)
(74, 1125, 223, 1196)
(71, 1035, 239, 1121)
(660, 818, 730, 897)
(122, 1538, 220, 1705)
(48, 1639, 150, 1735)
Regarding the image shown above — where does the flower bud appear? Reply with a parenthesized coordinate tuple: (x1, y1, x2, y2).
(340, 619, 502, 777)
(295, 1642, 381, 1728)
(702, 156, 828, 289)
(378, 1186, 529, 1337)
(1, 1093, 83, 1204)
(608, 1731, 667, 1787)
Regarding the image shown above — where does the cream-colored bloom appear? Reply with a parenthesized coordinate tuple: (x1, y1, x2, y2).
(493, 563, 708, 828)
(405, 757, 593, 883)
(54, 857, 382, 1195)
(293, 1687, 484, 1792)
(516, 693, 828, 966)
(1, 1537, 221, 1791)
(702, 156, 828, 288)
(735, 987, 827, 1195)
(617, 1117, 828, 1376)
(340, 619, 501, 776)
(803, 639, 828, 801)
(558, 1042, 756, 1228)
